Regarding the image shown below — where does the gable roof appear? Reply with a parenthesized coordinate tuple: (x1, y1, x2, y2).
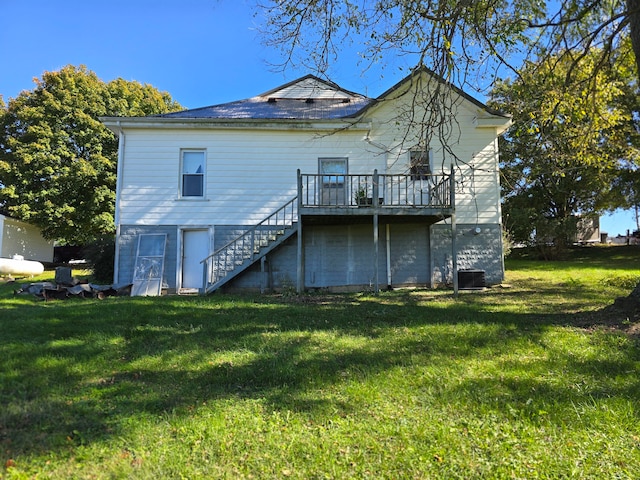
(360, 65, 511, 119)
(155, 75, 373, 120)
(102, 69, 510, 130)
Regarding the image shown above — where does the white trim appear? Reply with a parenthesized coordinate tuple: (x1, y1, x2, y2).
(102, 117, 372, 132)
(113, 124, 125, 283)
(180, 149, 207, 199)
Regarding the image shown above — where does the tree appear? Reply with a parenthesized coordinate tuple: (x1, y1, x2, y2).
(489, 46, 639, 254)
(0, 65, 182, 244)
(255, 1, 640, 206)
(256, 1, 640, 88)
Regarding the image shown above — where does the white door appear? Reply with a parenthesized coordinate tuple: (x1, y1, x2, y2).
(182, 230, 209, 290)
(319, 157, 347, 205)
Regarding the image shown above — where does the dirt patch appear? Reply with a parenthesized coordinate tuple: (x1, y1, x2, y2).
(575, 284, 640, 336)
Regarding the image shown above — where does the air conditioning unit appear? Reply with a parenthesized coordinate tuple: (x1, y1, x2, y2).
(458, 269, 486, 290)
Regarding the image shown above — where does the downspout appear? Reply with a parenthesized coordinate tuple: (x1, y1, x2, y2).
(113, 121, 125, 284)
(495, 137, 506, 282)
(364, 128, 390, 153)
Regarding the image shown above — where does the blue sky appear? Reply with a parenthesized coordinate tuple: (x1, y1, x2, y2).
(0, 0, 406, 107)
(1, 0, 637, 236)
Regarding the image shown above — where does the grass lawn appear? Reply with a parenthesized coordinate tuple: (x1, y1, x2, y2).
(1, 245, 640, 479)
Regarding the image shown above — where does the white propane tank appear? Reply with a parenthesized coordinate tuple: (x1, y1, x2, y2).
(0, 256, 45, 276)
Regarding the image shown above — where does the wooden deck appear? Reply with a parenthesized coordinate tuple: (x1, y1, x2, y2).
(298, 170, 454, 222)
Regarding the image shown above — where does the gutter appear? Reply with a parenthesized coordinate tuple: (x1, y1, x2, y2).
(100, 116, 372, 132)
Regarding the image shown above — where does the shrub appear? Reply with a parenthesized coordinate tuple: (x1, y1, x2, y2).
(82, 235, 115, 283)
(601, 274, 640, 290)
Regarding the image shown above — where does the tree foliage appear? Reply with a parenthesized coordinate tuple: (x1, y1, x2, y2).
(489, 46, 640, 252)
(0, 65, 182, 244)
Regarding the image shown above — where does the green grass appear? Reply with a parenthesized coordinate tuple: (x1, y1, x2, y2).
(1, 245, 640, 479)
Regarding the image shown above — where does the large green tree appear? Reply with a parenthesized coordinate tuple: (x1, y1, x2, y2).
(489, 46, 640, 253)
(0, 65, 182, 244)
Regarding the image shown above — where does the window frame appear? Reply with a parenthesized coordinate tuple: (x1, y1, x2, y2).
(180, 149, 206, 198)
(409, 149, 432, 181)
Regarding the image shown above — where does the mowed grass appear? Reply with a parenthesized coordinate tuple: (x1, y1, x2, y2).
(1, 246, 640, 479)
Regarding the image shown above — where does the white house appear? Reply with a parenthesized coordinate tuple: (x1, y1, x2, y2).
(102, 68, 511, 295)
(0, 214, 54, 262)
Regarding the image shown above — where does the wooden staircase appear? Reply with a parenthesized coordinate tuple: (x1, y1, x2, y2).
(201, 197, 298, 294)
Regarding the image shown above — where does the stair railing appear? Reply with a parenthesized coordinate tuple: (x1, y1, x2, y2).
(201, 197, 298, 292)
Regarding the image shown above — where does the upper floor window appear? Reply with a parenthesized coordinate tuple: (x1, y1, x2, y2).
(410, 149, 431, 181)
(181, 150, 205, 197)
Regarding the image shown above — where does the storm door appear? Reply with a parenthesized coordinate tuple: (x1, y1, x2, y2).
(181, 229, 209, 292)
(319, 157, 347, 206)
(131, 234, 167, 296)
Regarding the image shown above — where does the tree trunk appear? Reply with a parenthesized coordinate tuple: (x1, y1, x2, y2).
(628, 0, 640, 83)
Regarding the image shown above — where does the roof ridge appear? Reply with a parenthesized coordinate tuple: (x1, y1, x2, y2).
(257, 74, 366, 99)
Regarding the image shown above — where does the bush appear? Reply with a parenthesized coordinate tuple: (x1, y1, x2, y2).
(601, 274, 640, 290)
(82, 235, 115, 283)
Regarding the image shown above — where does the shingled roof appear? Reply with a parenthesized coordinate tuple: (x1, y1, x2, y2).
(155, 75, 373, 120)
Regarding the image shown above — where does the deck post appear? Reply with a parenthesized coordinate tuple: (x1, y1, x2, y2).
(450, 167, 458, 297)
(373, 169, 379, 294)
(296, 169, 304, 294)
(201, 258, 208, 295)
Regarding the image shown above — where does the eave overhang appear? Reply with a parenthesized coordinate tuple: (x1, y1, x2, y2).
(100, 116, 372, 134)
(473, 115, 513, 135)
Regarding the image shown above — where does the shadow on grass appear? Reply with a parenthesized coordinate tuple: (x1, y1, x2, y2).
(507, 244, 640, 271)
(1, 287, 639, 460)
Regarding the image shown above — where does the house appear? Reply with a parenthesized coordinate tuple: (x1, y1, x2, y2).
(575, 215, 601, 244)
(0, 214, 54, 262)
(102, 68, 511, 295)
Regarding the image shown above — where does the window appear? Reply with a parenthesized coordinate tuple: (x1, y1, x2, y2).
(410, 149, 431, 181)
(181, 150, 205, 197)
(320, 158, 347, 187)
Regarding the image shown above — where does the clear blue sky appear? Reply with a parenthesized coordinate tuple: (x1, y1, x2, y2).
(1, 0, 637, 236)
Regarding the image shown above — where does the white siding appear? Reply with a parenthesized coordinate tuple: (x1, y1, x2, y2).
(0, 215, 54, 262)
(360, 80, 503, 225)
(270, 78, 353, 99)
(117, 74, 504, 229)
(118, 128, 385, 226)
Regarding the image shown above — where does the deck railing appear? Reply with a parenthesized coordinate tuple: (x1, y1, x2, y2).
(298, 170, 452, 208)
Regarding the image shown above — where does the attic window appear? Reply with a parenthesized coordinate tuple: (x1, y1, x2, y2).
(341, 99, 351, 103)
(267, 98, 277, 103)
